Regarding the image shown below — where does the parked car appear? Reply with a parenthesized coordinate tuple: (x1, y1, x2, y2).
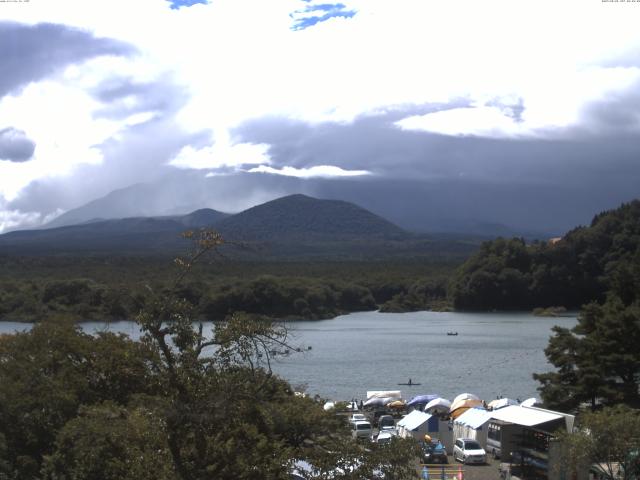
(453, 438, 486, 465)
(422, 439, 448, 464)
(351, 420, 373, 439)
(375, 430, 396, 445)
(348, 413, 367, 424)
(377, 414, 395, 430)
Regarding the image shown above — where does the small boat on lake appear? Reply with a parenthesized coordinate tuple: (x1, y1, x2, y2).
(398, 379, 420, 386)
(446, 332, 458, 336)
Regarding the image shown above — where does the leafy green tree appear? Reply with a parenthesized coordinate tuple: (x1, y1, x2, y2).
(0, 321, 156, 478)
(42, 402, 174, 480)
(554, 406, 640, 480)
(535, 298, 640, 411)
(132, 230, 420, 479)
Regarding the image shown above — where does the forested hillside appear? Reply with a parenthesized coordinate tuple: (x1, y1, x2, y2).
(532, 202, 640, 410)
(450, 200, 640, 311)
(0, 257, 454, 322)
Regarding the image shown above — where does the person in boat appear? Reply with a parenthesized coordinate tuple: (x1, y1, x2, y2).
(408, 378, 412, 386)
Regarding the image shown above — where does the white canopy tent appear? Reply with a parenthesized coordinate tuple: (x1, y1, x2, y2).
(397, 410, 433, 440)
(452, 407, 492, 447)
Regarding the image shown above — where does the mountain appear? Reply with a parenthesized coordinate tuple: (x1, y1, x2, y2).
(37, 171, 570, 238)
(44, 180, 200, 229)
(214, 194, 406, 241)
(0, 208, 228, 254)
(0, 196, 431, 257)
(173, 208, 230, 227)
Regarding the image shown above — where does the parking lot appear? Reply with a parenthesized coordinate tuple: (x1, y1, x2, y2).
(352, 410, 504, 480)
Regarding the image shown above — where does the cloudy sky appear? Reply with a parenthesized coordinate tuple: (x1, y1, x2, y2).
(1, 0, 640, 234)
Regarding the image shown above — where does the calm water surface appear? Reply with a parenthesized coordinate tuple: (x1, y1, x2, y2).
(276, 311, 576, 402)
(1, 311, 576, 403)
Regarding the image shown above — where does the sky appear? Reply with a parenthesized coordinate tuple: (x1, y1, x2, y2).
(1, 0, 640, 234)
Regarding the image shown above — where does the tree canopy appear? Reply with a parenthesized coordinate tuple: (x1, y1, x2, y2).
(530, 202, 640, 411)
(0, 230, 420, 479)
(450, 200, 640, 311)
(554, 406, 640, 480)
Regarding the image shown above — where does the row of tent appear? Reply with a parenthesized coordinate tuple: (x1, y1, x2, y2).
(396, 402, 575, 454)
(363, 391, 541, 419)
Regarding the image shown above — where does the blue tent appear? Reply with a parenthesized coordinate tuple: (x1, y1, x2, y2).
(407, 394, 440, 407)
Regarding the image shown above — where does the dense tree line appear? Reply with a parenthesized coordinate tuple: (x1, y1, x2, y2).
(0, 259, 455, 322)
(533, 247, 640, 411)
(523, 201, 640, 411)
(450, 200, 640, 311)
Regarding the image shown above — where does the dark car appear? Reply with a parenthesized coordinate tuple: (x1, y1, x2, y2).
(377, 415, 395, 430)
(422, 439, 448, 464)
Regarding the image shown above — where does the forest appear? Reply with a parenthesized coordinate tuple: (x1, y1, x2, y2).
(0, 233, 420, 479)
(449, 200, 640, 311)
(0, 256, 454, 322)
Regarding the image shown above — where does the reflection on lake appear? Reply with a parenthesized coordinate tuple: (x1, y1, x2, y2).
(0, 311, 576, 403)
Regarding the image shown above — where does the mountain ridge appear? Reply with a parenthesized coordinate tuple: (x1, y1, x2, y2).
(214, 194, 406, 241)
(34, 172, 563, 238)
(0, 195, 431, 257)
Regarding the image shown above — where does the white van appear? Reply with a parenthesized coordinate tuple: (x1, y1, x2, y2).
(352, 421, 372, 439)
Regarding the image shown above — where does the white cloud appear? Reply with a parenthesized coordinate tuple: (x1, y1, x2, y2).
(2, 0, 640, 231)
(4, 0, 640, 139)
(247, 164, 371, 178)
(0, 79, 120, 200)
(396, 106, 525, 138)
(0, 197, 63, 232)
(169, 132, 271, 170)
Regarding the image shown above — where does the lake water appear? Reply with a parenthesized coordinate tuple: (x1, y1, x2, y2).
(0, 311, 576, 403)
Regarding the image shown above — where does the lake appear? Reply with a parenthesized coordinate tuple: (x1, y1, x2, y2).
(0, 311, 576, 403)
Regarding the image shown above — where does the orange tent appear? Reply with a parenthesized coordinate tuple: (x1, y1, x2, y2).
(386, 400, 406, 409)
(449, 398, 483, 419)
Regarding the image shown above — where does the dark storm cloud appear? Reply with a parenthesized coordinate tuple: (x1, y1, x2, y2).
(8, 115, 211, 218)
(7, 75, 640, 237)
(91, 75, 189, 120)
(4, 54, 211, 228)
(230, 98, 640, 235)
(233, 102, 470, 174)
(7, 66, 209, 220)
(578, 79, 640, 134)
(234, 91, 640, 185)
(0, 127, 35, 162)
(0, 21, 133, 98)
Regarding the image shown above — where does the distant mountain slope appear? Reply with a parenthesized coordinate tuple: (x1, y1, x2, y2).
(0, 208, 228, 254)
(173, 208, 230, 227)
(44, 182, 165, 229)
(36, 171, 570, 238)
(0, 196, 418, 256)
(214, 194, 407, 241)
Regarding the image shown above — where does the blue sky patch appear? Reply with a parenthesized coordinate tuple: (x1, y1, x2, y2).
(167, 0, 208, 10)
(290, 1, 356, 30)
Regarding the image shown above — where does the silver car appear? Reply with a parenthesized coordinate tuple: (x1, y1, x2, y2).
(453, 438, 486, 464)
